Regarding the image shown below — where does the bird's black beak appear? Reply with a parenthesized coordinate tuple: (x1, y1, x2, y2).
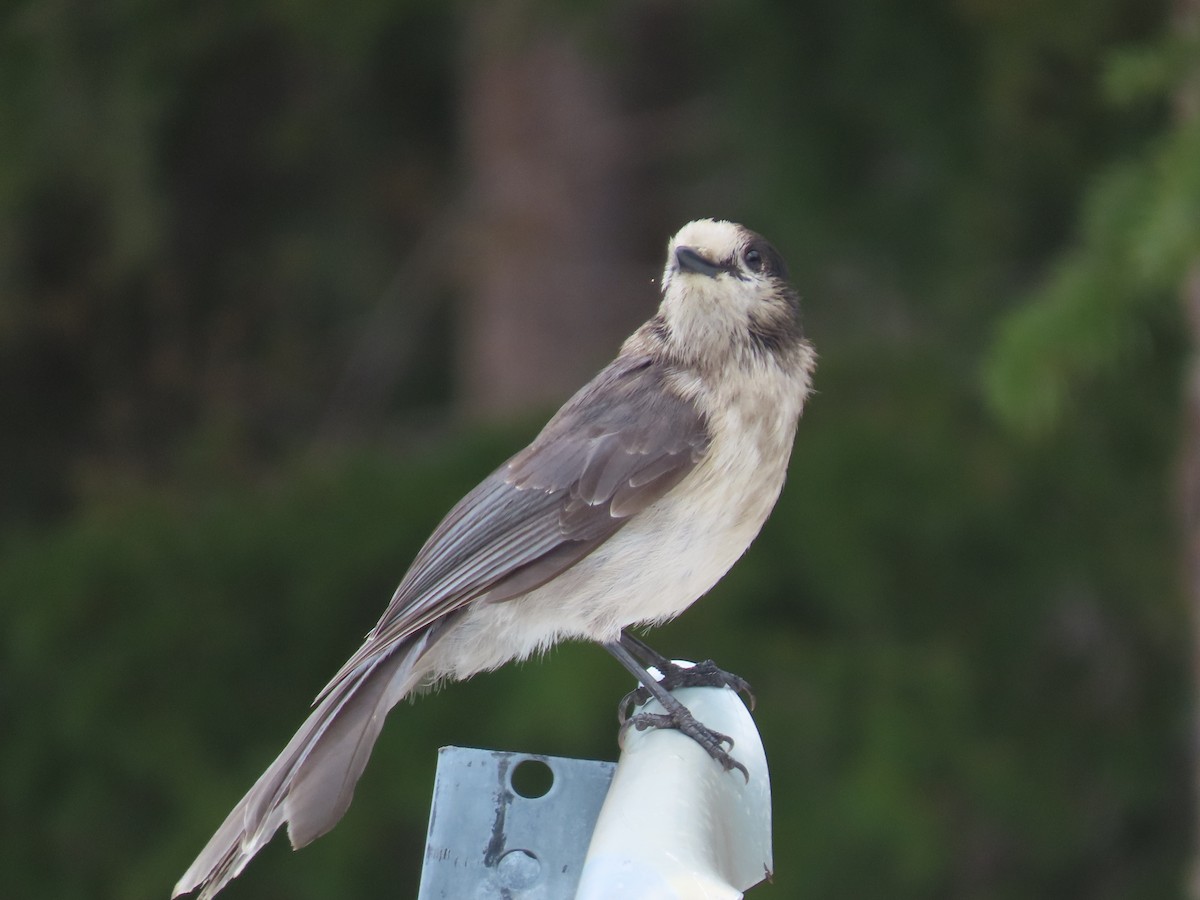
(675, 246, 727, 278)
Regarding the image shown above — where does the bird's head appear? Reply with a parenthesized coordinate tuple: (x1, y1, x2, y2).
(658, 219, 802, 364)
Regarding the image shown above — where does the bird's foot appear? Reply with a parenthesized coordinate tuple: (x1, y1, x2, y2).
(619, 705, 749, 781)
(605, 639, 751, 779)
(619, 658, 756, 713)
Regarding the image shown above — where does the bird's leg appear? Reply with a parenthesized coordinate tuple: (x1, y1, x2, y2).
(603, 637, 749, 780)
(616, 630, 756, 710)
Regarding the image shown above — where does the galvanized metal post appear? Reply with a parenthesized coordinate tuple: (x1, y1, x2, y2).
(417, 662, 773, 899)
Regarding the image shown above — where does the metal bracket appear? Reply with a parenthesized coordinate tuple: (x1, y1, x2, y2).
(418, 747, 616, 899)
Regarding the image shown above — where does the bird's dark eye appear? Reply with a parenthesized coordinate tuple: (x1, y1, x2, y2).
(744, 248, 763, 272)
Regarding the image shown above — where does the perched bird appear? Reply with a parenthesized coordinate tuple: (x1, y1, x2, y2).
(174, 218, 816, 899)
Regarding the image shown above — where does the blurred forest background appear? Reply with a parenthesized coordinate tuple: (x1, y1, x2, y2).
(3, 0, 1199, 898)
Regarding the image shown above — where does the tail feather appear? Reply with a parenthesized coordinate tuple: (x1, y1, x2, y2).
(173, 632, 434, 900)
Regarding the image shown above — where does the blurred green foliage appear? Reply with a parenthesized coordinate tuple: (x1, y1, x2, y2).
(1, 0, 1194, 898)
(986, 31, 1200, 433)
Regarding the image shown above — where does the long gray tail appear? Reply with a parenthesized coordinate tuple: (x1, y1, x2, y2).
(173, 630, 437, 900)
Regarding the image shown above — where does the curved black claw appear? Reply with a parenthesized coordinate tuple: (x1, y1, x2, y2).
(617, 685, 644, 728)
(619, 707, 750, 782)
(673, 659, 757, 710)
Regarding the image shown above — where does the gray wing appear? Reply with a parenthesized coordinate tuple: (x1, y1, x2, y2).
(322, 354, 710, 691)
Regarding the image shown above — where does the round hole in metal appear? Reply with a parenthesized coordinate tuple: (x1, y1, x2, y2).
(510, 758, 554, 799)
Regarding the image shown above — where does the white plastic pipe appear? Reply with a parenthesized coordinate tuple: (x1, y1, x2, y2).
(575, 662, 773, 900)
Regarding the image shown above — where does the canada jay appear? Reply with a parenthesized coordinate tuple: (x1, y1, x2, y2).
(174, 218, 816, 899)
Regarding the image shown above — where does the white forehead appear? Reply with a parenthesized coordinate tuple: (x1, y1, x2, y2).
(668, 218, 745, 258)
